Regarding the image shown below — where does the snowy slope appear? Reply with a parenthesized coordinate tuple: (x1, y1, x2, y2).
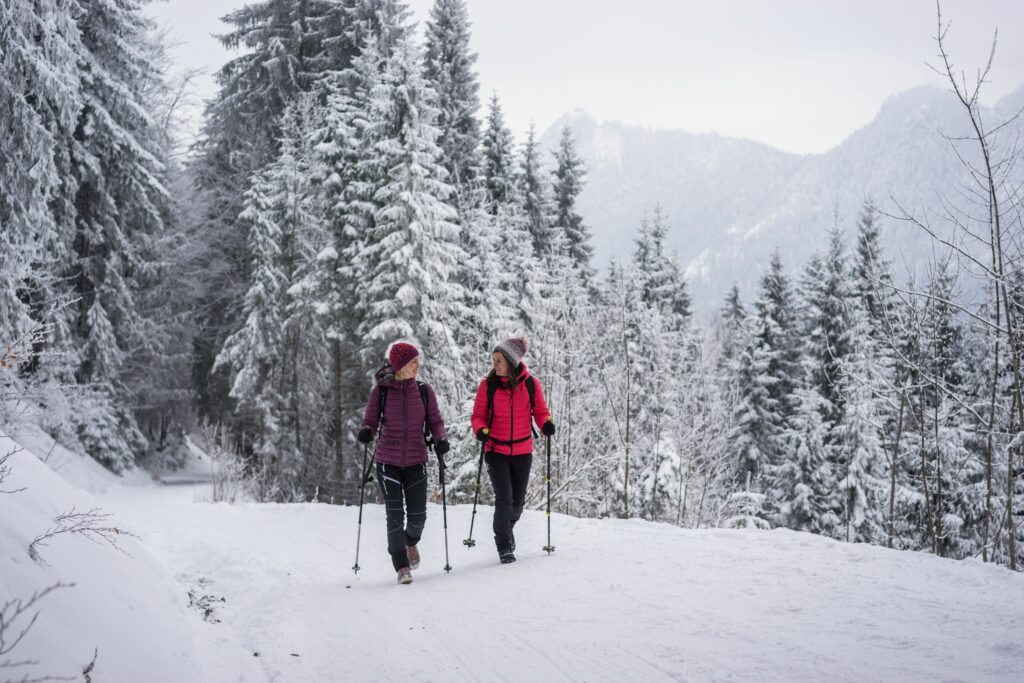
(1, 434, 201, 682)
(102, 481, 1024, 682)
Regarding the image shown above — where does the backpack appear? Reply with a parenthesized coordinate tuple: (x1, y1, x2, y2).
(376, 365, 434, 450)
(485, 374, 539, 447)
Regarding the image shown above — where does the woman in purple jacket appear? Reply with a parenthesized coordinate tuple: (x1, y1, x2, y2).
(357, 342, 449, 584)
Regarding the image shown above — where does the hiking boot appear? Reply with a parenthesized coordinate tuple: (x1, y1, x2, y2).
(406, 544, 420, 570)
(397, 567, 413, 584)
(509, 529, 516, 553)
(499, 548, 516, 564)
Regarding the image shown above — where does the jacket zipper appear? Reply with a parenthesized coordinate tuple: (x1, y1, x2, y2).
(401, 381, 408, 467)
(508, 381, 515, 456)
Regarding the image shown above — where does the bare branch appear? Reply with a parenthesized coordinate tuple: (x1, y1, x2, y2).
(28, 508, 138, 567)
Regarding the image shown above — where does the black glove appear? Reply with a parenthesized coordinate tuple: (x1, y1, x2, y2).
(357, 426, 373, 444)
(541, 419, 555, 437)
(434, 439, 450, 456)
(476, 428, 490, 442)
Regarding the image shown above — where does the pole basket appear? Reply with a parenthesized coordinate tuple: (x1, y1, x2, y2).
(542, 545, 555, 554)
(462, 538, 476, 547)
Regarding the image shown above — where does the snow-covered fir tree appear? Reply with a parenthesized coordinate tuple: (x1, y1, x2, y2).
(422, 0, 481, 189)
(517, 123, 556, 257)
(0, 0, 81, 347)
(551, 125, 595, 284)
(731, 253, 801, 498)
(801, 227, 852, 433)
(353, 36, 469, 413)
(480, 92, 517, 212)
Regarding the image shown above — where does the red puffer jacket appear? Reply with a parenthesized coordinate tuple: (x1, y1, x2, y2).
(470, 363, 551, 456)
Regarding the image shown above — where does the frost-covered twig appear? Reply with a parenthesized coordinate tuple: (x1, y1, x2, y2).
(81, 648, 98, 683)
(28, 508, 138, 567)
(0, 582, 76, 682)
(0, 444, 26, 494)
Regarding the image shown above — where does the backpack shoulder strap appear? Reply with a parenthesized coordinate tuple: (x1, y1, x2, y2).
(524, 376, 536, 411)
(417, 381, 434, 449)
(524, 376, 539, 438)
(376, 385, 388, 433)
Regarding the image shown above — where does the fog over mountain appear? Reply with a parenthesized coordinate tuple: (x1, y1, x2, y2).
(541, 83, 1024, 312)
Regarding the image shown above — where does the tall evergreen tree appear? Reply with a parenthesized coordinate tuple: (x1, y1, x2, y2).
(65, 0, 171, 470)
(480, 92, 517, 211)
(732, 253, 801, 495)
(518, 123, 555, 256)
(422, 0, 480, 188)
(212, 167, 286, 462)
(353, 37, 469, 409)
(0, 0, 82, 344)
(552, 125, 594, 282)
(776, 388, 835, 533)
(803, 227, 853, 431)
(189, 0, 378, 424)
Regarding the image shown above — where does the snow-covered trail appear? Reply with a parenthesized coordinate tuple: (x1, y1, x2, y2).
(101, 482, 1024, 683)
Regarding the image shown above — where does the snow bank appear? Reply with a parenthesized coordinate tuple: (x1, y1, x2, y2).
(0, 434, 199, 682)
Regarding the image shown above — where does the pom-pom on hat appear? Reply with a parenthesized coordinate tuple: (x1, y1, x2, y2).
(495, 336, 529, 367)
(388, 341, 420, 372)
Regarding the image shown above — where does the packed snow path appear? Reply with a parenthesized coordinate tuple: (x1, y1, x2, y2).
(102, 484, 1024, 683)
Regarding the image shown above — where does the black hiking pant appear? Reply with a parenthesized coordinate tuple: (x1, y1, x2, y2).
(485, 451, 533, 553)
(376, 461, 427, 571)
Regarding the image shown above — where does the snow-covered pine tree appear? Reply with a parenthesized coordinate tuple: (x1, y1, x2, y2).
(913, 267, 973, 556)
(775, 387, 835, 533)
(851, 203, 896, 341)
(215, 93, 333, 501)
(64, 0, 173, 470)
(303, 70, 370, 502)
(190, 0, 367, 425)
(715, 283, 747, 382)
(480, 92, 517, 212)
(0, 0, 81, 348)
(273, 96, 332, 499)
(517, 123, 556, 257)
(801, 227, 852, 433)
(551, 125, 595, 285)
(422, 0, 481, 189)
(834, 296, 894, 544)
(723, 473, 771, 530)
(625, 208, 692, 521)
(731, 253, 801, 499)
(212, 166, 286, 498)
(523, 232, 607, 516)
(353, 36, 469, 417)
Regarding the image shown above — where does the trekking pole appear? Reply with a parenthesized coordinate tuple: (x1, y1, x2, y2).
(352, 441, 374, 574)
(542, 433, 555, 554)
(439, 454, 452, 572)
(463, 434, 488, 547)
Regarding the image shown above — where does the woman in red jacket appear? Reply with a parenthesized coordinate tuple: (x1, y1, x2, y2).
(471, 336, 554, 563)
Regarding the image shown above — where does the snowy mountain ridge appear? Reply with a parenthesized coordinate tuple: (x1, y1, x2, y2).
(542, 83, 1024, 310)
(5, 428, 1024, 681)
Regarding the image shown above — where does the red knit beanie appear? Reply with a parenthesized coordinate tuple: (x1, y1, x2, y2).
(388, 342, 420, 372)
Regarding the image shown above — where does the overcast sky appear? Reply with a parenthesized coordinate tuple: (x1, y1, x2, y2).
(148, 0, 1024, 155)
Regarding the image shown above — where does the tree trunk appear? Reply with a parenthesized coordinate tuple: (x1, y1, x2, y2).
(888, 384, 907, 548)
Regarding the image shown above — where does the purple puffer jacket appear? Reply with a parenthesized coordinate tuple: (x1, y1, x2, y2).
(360, 374, 447, 467)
